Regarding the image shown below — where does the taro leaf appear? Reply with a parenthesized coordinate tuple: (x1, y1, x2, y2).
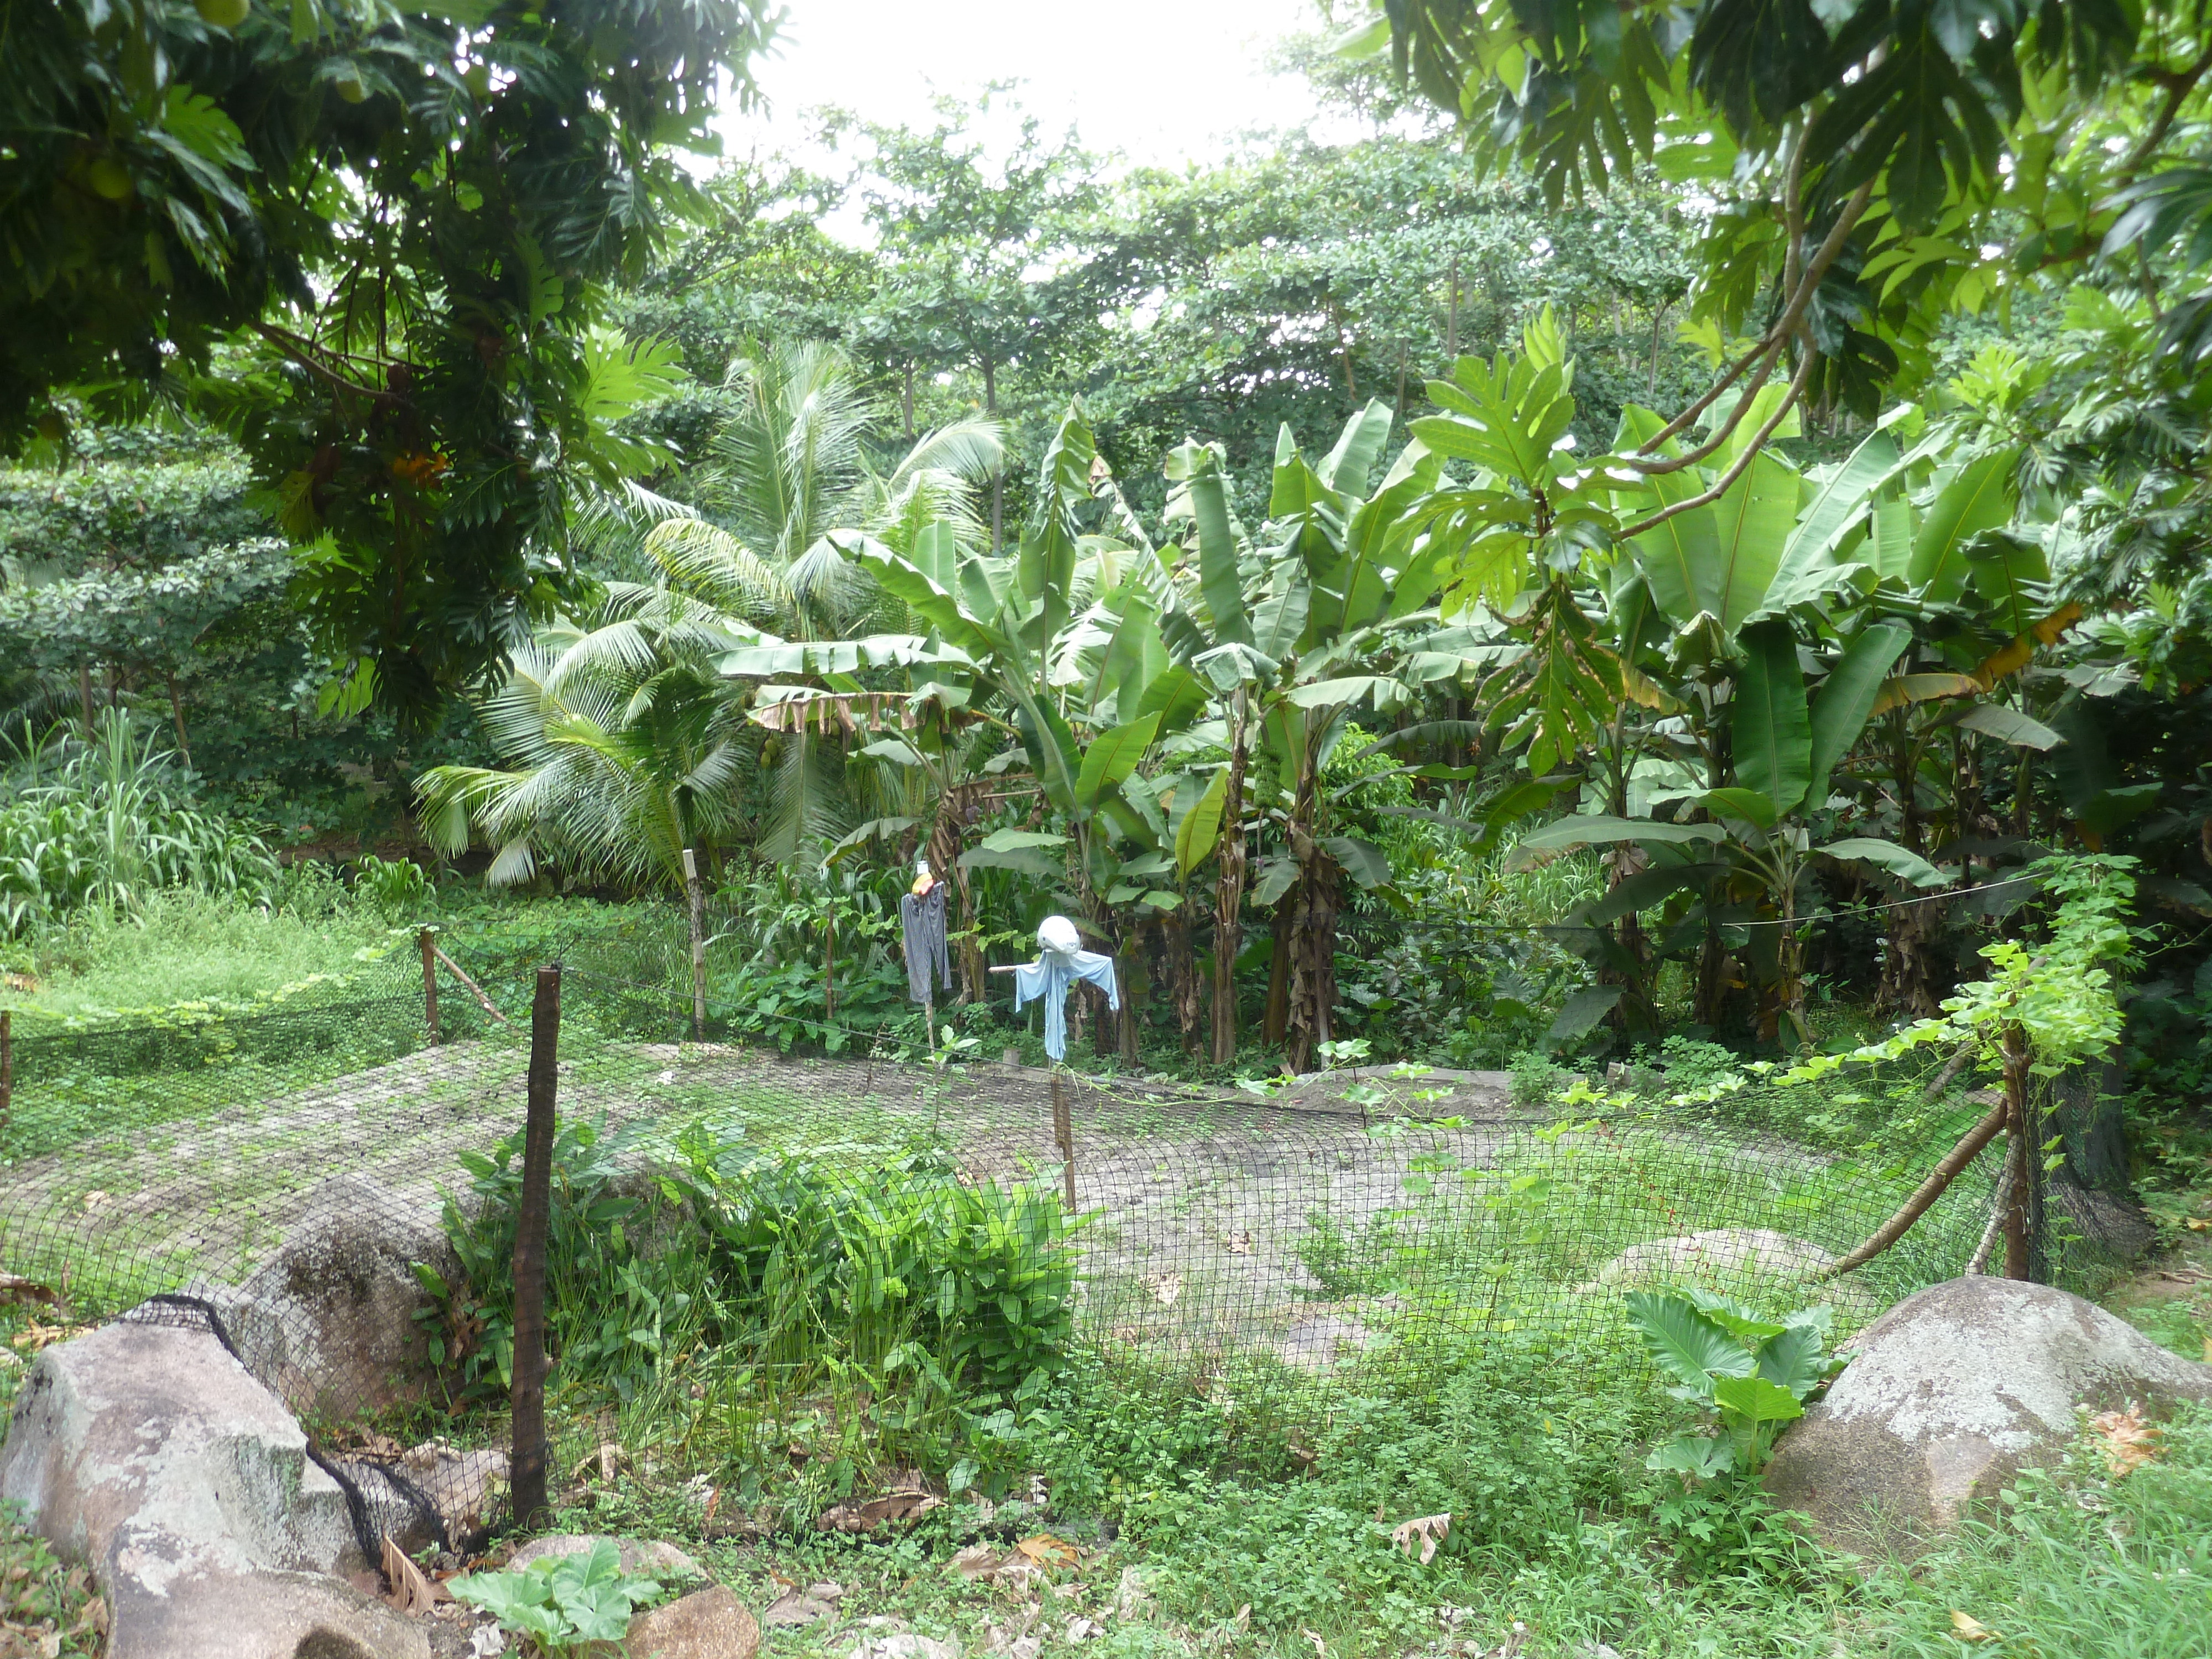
(1754, 1324, 1832, 1399)
(1646, 1434, 1738, 1479)
(1711, 1373, 1806, 1425)
(1623, 1291, 1755, 1391)
(1683, 1286, 1785, 1342)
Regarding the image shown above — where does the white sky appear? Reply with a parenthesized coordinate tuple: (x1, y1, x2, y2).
(720, 0, 1335, 217)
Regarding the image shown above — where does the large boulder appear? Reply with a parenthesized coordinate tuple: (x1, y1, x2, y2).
(0, 1319, 430, 1659)
(1763, 1275, 2212, 1554)
(200, 1173, 456, 1420)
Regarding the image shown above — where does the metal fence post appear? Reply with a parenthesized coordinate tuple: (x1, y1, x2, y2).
(419, 928, 441, 1044)
(512, 964, 560, 1529)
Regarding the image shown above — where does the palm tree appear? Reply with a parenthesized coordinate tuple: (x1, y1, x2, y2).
(414, 586, 755, 890)
(641, 339, 1002, 638)
(418, 341, 1004, 883)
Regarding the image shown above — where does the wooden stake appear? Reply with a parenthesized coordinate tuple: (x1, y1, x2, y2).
(1051, 1068, 1076, 1212)
(1816, 1098, 2010, 1279)
(1, 1010, 12, 1146)
(419, 928, 440, 1044)
(511, 966, 561, 1531)
(681, 847, 706, 1040)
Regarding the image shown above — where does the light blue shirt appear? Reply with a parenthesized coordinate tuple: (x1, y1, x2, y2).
(1013, 947, 1120, 1061)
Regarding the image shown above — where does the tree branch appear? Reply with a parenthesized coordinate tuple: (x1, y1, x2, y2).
(2121, 42, 2212, 184)
(1617, 344, 1820, 539)
(1815, 1097, 2010, 1280)
(1627, 180, 1874, 476)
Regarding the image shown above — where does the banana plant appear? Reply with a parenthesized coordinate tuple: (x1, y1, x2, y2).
(855, 407, 1180, 1058)
(1233, 405, 1468, 1072)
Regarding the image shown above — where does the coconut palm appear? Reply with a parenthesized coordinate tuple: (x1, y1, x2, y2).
(414, 586, 757, 890)
(641, 338, 1003, 639)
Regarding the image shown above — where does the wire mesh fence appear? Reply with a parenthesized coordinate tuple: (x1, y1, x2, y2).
(0, 926, 2154, 1565)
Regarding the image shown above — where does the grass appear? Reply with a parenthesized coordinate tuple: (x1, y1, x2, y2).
(525, 1358, 2212, 1659)
(0, 883, 401, 1022)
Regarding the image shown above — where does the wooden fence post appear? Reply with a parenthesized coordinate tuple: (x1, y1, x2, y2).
(2001, 1023, 2036, 1281)
(1051, 1068, 1076, 1212)
(681, 848, 706, 1041)
(511, 965, 561, 1530)
(1, 1009, 12, 1145)
(419, 928, 441, 1044)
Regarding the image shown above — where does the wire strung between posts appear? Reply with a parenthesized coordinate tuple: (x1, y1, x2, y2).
(1334, 873, 2041, 937)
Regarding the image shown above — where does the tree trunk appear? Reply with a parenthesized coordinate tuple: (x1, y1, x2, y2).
(79, 665, 96, 736)
(2001, 1023, 2037, 1280)
(902, 360, 916, 441)
(1446, 253, 1460, 359)
(165, 671, 192, 770)
(1209, 688, 1250, 1066)
(1282, 841, 1342, 1075)
(1263, 901, 1291, 1047)
(927, 789, 987, 1004)
(1166, 902, 1203, 1055)
(983, 357, 1002, 552)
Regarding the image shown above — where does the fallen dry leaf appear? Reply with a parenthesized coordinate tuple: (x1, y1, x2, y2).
(1301, 1630, 1327, 1656)
(1225, 1230, 1253, 1256)
(0, 1275, 59, 1308)
(2089, 1405, 2164, 1476)
(1949, 1610, 1997, 1642)
(1389, 1512, 1452, 1566)
(11, 1321, 90, 1352)
(952, 1544, 1000, 1580)
(1149, 1272, 1182, 1307)
(818, 1482, 942, 1535)
(80, 1191, 108, 1212)
(381, 1537, 451, 1615)
(1014, 1534, 1078, 1570)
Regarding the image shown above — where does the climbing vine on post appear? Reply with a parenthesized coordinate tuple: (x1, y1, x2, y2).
(1788, 855, 2138, 1282)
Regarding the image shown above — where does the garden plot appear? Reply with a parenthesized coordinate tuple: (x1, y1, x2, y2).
(0, 1034, 1983, 1369)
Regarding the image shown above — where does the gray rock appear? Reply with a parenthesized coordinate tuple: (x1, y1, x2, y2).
(199, 1173, 456, 1420)
(1763, 1275, 2212, 1554)
(626, 1585, 761, 1659)
(0, 1320, 427, 1658)
(1593, 1227, 1839, 1288)
(507, 1533, 703, 1581)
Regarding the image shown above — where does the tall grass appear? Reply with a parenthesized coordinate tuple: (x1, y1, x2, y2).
(0, 713, 278, 940)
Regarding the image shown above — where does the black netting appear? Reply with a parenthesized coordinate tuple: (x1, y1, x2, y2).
(0, 926, 2154, 1572)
